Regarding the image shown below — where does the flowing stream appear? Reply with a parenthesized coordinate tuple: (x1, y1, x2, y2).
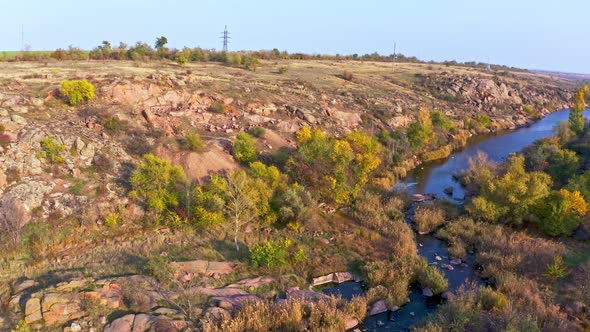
(323, 108, 590, 331)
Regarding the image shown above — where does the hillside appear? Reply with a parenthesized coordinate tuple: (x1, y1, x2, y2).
(0, 59, 581, 331)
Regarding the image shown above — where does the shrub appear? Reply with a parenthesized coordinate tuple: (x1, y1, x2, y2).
(545, 255, 568, 282)
(431, 110, 455, 132)
(479, 287, 510, 312)
(341, 71, 354, 81)
(250, 239, 291, 268)
(129, 154, 186, 215)
(233, 132, 258, 163)
(419, 265, 449, 294)
(414, 203, 446, 234)
(247, 126, 266, 138)
(208, 103, 226, 113)
(271, 184, 312, 225)
(103, 116, 128, 131)
(475, 114, 491, 127)
(182, 131, 206, 151)
(59, 79, 95, 105)
(277, 66, 288, 74)
(104, 212, 119, 228)
(175, 54, 187, 65)
(39, 136, 65, 163)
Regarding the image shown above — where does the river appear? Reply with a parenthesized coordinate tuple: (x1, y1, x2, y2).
(324, 108, 589, 331)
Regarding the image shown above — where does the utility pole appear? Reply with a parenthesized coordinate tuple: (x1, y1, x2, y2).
(21, 24, 24, 51)
(220, 25, 230, 52)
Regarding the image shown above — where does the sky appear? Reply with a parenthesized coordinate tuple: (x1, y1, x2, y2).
(1, 0, 589, 73)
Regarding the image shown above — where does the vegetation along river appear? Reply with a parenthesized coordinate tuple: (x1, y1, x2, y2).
(324, 108, 590, 331)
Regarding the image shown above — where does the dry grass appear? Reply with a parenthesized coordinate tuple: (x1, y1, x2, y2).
(414, 202, 446, 234)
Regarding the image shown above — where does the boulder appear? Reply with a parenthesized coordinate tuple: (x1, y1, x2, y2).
(422, 288, 433, 297)
(41, 292, 83, 326)
(84, 282, 124, 309)
(0, 109, 8, 117)
(285, 287, 328, 301)
(345, 318, 359, 330)
(103, 313, 135, 332)
(0, 181, 54, 232)
(24, 297, 42, 323)
(368, 300, 388, 316)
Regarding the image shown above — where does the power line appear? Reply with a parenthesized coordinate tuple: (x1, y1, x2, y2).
(220, 25, 231, 52)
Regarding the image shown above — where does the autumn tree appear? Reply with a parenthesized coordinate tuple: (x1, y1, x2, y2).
(467, 154, 552, 225)
(287, 128, 381, 204)
(570, 86, 588, 136)
(532, 189, 587, 236)
(233, 132, 258, 163)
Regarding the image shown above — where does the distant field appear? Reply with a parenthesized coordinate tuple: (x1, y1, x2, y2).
(0, 50, 53, 60)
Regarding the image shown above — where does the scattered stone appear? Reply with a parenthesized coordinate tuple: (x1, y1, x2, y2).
(410, 311, 415, 316)
(70, 322, 82, 331)
(434, 255, 442, 261)
(369, 300, 388, 316)
(441, 263, 454, 271)
(450, 258, 462, 265)
(422, 288, 433, 297)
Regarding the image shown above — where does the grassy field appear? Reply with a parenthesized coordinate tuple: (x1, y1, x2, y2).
(0, 50, 54, 60)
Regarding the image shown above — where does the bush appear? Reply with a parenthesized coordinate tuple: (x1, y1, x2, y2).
(59, 80, 95, 105)
(431, 110, 455, 132)
(341, 71, 354, 81)
(277, 66, 288, 74)
(103, 116, 128, 131)
(175, 54, 187, 65)
(419, 265, 449, 294)
(414, 203, 446, 234)
(233, 132, 258, 163)
(545, 255, 568, 282)
(247, 126, 266, 138)
(182, 131, 206, 151)
(407, 108, 434, 149)
(250, 239, 290, 268)
(208, 103, 226, 113)
(129, 154, 186, 215)
(39, 136, 65, 163)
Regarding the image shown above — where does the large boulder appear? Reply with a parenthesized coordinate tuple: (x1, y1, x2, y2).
(41, 292, 84, 326)
(0, 181, 54, 232)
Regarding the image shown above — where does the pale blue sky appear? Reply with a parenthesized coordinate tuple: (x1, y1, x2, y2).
(1, 0, 589, 73)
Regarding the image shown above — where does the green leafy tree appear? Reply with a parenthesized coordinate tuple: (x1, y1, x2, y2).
(553, 120, 575, 144)
(532, 189, 587, 236)
(570, 86, 588, 136)
(566, 170, 590, 202)
(129, 154, 186, 215)
(467, 154, 552, 225)
(155, 36, 168, 49)
(59, 80, 95, 105)
(548, 148, 579, 184)
(233, 132, 258, 163)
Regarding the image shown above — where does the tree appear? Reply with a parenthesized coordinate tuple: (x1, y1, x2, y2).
(155, 36, 168, 49)
(532, 189, 587, 236)
(548, 148, 579, 184)
(566, 170, 590, 202)
(570, 86, 588, 136)
(250, 239, 291, 268)
(553, 120, 574, 144)
(233, 132, 258, 163)
(224, 170, 260, 251)
(545, 255, 568, 282)
(467, 154, 552, 225)
(129, 154, 186, 215)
